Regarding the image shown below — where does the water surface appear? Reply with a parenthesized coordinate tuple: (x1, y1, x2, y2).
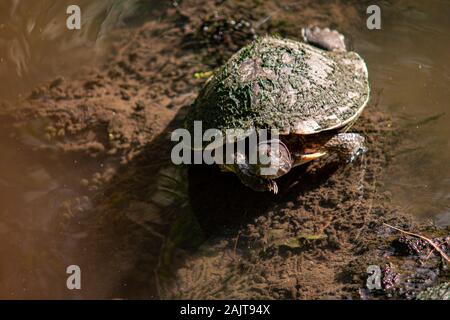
(0, 0, 449, 299)
(353, 0, 450, 225)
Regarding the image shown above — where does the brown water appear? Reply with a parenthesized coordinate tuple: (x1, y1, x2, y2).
(353, 1, 450, 225)
(0, 0, 449, 299)
(0, 0, 165, 101)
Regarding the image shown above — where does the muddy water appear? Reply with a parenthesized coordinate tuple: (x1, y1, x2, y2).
(0, 0, 449, 299)
(0, 0, 170, 299)
(352, 1, 450, 225)
(0, 0, 166, 101)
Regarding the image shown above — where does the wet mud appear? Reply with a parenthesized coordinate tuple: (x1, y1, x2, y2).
(0, 0, 448, 299)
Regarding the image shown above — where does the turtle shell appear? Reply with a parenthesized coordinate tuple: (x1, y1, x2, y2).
(185, 36, 370, 137)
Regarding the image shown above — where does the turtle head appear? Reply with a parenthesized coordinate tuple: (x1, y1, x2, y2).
(251, 139, 292, 179)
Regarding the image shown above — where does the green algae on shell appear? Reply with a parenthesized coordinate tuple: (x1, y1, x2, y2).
(185, 36, 370, 138)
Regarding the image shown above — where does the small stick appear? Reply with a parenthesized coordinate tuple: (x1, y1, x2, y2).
(383, 223, 450, 264)
(425, 248, 435, 260)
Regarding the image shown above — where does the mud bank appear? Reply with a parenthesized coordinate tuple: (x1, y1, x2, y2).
(0, 0, 448, 299)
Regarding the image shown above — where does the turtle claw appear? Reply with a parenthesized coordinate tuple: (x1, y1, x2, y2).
(245, 176, 278, 193)
(269, 180, 279, 194)
(347, 146, 366, 164)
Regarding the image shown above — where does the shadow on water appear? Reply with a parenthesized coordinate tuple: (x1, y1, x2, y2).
(188, 160, 341, 237)
(76, 103, 342, 299)
(72, 109, 188, 299)
(2, 0, 449, 300)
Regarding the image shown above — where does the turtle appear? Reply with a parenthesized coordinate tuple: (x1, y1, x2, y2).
(185, 27, 370, 193)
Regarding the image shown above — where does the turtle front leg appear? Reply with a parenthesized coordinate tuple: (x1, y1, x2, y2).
(323, 133, 366, 163)
(220, 151, 279, 194)
(220, 139, 293, 193)
(302, 26, 347, 52)
(235, 161, 279, 194)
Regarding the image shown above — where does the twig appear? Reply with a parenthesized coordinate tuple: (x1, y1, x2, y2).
(425, 248, 435, 260)
(254, 15, 272, 29)
(383, 223, 450, 264)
